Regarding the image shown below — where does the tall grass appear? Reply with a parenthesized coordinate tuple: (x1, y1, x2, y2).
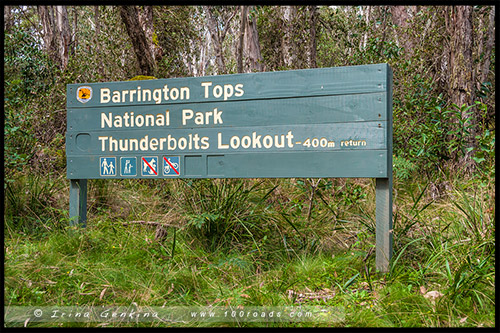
(177, 179, 273, 252)
(4, 172, 495, 327)
(4, 172, 68, 234)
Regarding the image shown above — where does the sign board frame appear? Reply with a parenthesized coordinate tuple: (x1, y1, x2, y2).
(66, 64, 393, 272)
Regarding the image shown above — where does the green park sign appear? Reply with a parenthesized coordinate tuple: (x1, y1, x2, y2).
(66, 64, 393, 271)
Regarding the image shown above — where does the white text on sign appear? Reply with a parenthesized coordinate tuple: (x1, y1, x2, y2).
(99, 82, 245, 105)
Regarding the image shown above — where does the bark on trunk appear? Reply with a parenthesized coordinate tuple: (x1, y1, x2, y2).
(361, 6, 371, 50)
(390, 6, 415, 57)
(282, 6, 298, 68)
(203, 6, 237, 74)
(377, 7, 389, 57)
(204, 6, 226, 74)
(237, 6, 248, 73)
(38, 5, 71, 70)
(94, 6, 104, 78)
(119, 5, 157, 76)
(139, 6, 155, 61)
(480, 7, 495, 84)
(55, 6, 70, 69)
(71, 6, 78, 56)
(447, 6, 475, 107)
(38, 6, 55, 62)
(4, 6, 13, 33)
(308, 6, 318, 68)
(244, 6, 264, 72)
(445, 6, 477, 172)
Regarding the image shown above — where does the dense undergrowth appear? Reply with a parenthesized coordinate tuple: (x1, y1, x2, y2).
(4, 168, 495, 327)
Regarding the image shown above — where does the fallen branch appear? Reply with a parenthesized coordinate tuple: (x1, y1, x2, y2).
(121, 221, 179, 242)
(121, 221, 179, 228)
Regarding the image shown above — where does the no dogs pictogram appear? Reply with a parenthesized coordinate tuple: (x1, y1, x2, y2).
(141, 156, 158, 176)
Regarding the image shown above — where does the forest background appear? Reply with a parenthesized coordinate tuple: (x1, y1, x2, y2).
(3, 5, 496, 327)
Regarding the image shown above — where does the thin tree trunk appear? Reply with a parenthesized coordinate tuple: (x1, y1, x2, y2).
(204, 6, 226, 74)
(198, 28, 210, 77)
(480, 7, 495, 84)
(203, 6, 237, 74)
(55, 6, 70, 69)
(38, 6, 70, 70)
(119, 5, 157, 76)
(237, 6, 248, 73)
(447, 6, 475, 108)
(377, 6, 389, 57)
(446, 6, 477, 172)
(308, 6, 317, 68)
(362, 6, 371, 50)
(4, 6, 13, 33)
(71, 7, 78, 56)
(94, 6, 100, 50)
(139, 6, 155, 61)
(38, 6, 57, 64)
(244, 6, 264, 72)
(282, 6, 297, 68)
(390, 6, 415, 57)
(94, 6, 104, 78)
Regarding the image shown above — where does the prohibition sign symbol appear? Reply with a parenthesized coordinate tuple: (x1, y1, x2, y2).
(142, 157, 158, 175)
(163, 156, 180, 175)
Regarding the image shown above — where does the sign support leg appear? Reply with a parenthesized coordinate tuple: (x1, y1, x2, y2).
(375, 177, 393, 272)
(69, 179, 87, 227)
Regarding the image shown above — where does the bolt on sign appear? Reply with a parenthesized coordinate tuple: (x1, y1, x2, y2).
(66, 64, 393, 272)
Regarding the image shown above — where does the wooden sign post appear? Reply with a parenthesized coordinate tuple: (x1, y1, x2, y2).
(66, 64, 393, 271)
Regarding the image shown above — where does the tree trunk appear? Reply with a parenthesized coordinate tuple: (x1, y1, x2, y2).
(308, 6, 318, 68)
(197, 29, 209, 77)
(204, 6, 226, 74)
(4, 6, 13, 33)
(71, 7, 78, 57)
(237, 6, 264, 73)
(480, 6, 495, 84)
(55, 6, 70, 69)
(203, 6, 237, 74)
(94, 6, 104, 78)
(38, 6, 71, 70)
(119, 5, 157, 76)
(445, 6, 477, 172)
(390, 6, 415, 57)
(377, 6, 389, 57)
(140, 6, 154, 44)
(38, 6, 56, 64)
(282, 6, 298, 68)
(361, 6, 371, 50)
(237, 6, 248, 73)
(447, 6, 475, 108)
(139, 6, 156, 61)
(243, 6, 264, 72)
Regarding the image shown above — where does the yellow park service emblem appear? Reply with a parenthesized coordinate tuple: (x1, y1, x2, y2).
(76, 86, 92, 103)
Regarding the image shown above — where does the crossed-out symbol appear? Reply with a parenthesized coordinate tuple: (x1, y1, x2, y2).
(142, 157, 158, 176)
(163, 156, 180, 176)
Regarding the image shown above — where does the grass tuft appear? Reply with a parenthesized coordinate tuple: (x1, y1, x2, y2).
(4, 172, 495, 327)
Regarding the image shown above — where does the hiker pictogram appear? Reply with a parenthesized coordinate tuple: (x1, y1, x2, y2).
(100, 157, 116, 176)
